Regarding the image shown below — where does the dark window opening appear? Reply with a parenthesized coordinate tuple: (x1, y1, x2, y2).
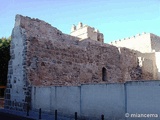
(102, 67, 107, 81)
(0, 88, 5, 98)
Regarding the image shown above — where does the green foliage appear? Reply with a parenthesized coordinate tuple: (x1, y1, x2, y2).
(0, 37, 11, 86)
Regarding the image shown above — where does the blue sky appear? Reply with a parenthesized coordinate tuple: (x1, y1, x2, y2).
(0, 0, 160, 43)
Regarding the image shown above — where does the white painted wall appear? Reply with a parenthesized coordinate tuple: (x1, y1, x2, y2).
(81, 84, 125, 119)
(54, 86, 80, 115)
(126, 81, 160, 120)
(32, 81, 160, 120)
(32, 87, 51, 112)
(32, 86, 81, 117)
(111, 33, 152, 53)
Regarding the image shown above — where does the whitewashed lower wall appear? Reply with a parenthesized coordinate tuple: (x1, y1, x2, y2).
(32, 81, 160, 120)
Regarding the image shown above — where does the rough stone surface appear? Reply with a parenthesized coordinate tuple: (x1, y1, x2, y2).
(8, 14, 155, 87)
(5, 14, 157, 111)
(110, 33, 160, 81)
(13, 15, 147, 86)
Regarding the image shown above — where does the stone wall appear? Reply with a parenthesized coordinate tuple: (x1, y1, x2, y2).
(110, 33, 160, 80)
(17, 14, 144, 86)
(5, 15, 31, 111)
(5, 15, 155, 111)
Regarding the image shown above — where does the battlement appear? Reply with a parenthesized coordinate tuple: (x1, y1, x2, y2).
(110, 32, 148, 44)
(71, 22, 99, 33)
(110, 32, 160, 53)
(109, 32, 154, 53)
(71, 22, 85, 32)
(70, 22, 104, 43)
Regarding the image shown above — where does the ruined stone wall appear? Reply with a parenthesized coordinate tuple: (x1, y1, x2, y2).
(5, 15, 156, 111)
(24, 18, 140, 86)
(27, 38, 133, 86)
(10, 15, 144, 87)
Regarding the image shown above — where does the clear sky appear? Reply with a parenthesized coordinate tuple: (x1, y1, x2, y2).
(0, 0, 160, 43)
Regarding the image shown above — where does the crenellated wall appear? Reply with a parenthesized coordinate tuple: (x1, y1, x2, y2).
(110, 32, 160, 54)
(110, 32, 152, 53)
(70, 22, 104, 42)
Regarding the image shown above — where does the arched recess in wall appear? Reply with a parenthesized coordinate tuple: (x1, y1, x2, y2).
(102, 67, 107, 81)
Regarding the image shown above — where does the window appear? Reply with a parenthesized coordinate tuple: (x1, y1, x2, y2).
(102, 67, 107, 81)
